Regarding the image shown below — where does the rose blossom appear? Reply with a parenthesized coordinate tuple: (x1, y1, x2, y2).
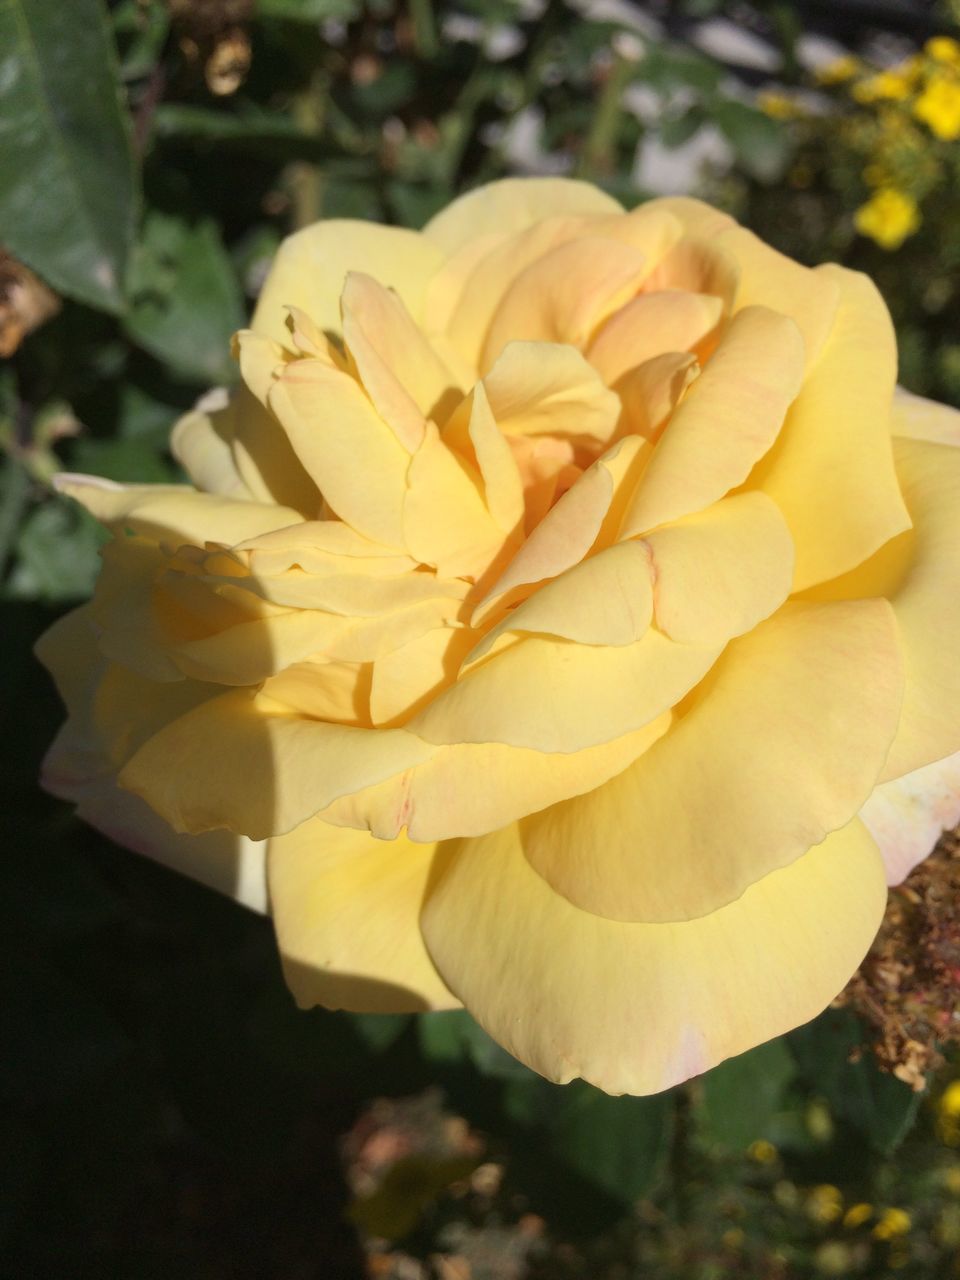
(38, 179, 960, 1095)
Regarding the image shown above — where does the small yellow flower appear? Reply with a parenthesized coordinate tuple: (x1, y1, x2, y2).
(817, 54, 859, 84)
(926, 36, 960, 65)
(941, 1081, 960, 1117)
(808, 1184, 844, 1224)
(843, 1202, 874, 1229)
(758, 90, 800, 120)
(748, 1138, 778, 1164)
(914, 75, 960, 140)
(853, 69, 913, 102)
(873, 1207, 912, 1239)
(944, 1166, 960, 1192)
(854, 187, 921, 250)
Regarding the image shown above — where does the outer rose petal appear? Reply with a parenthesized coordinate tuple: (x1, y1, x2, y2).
(750, 266, 911, 590)
(892, 385, 960, 446)
(320, 718, 672, 843)
(423, 176, 623, 256)
(252, 220, 444, 344)
(880, 438, 960, 779)
(420, 817, 887, 1095)
(117, 690, 434, 839)
(522, 600, 903, 922)
(861, 750, 960, 886)
(269, 819, 458, 1013)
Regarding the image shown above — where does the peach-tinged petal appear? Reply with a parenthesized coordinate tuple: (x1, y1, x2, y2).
(892, 385, 960, 446)
(619, 306, 804, 537)
(751, 266, 910, 589)
(643, 491, 794, 645)
(342, 272, 463, 449)
(420, 817, 887, 1095)
(423, 176, 622, 255)
(53, 474, 304, 546)
(474, 435, 646, 622)
(482, 340, 620, 441)
(410, 626, 721, 753)
(319, 717, 671, 842)
(443, 381, 525, 534)
(881, 438, 960, 779)
(588, 291, 723, 385)
(269, 360, 410, 547)
(480, 237, 649, 373)
(269, 820, 458, 1012)
(117, 689, 434, 839)
(861, 750, 960, 885)
(640, 235, 740, 310)
(617, 352, 699, 442)
(252, 220, 444, 344)
(523, 599, 903, 923)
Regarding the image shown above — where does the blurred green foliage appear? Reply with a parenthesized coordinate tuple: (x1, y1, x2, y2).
(3, 1, 960, 1275)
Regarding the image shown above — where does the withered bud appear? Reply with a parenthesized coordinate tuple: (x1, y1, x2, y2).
(0, 253, 61, 358)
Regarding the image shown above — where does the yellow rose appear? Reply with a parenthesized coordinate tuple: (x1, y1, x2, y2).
(38, 180, 960, 1095)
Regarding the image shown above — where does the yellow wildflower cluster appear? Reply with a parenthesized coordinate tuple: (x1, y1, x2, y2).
(819, 36, 960, 249)
(854, 187, 921, 250)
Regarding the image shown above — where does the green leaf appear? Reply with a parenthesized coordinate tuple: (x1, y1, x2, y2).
(696, 1037, 797, 1151)
(789, 1008, 923, 1155)
(0, 0, 137, 312)
(124, 212, 245, 385)
(6, 494, 106, 603)
(712, 99, 791, 183)
(505, 1076, 673, 1203)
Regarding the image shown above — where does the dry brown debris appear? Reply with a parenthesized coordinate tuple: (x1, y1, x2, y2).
(839, 825, 960, 1090)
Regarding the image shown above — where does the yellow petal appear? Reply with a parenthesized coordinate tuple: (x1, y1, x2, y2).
(226, 383, 323, 515)
(466, 540, 654, 660)
(892, 385, 960, 446)
(403, 421, 506, 578)
(170, 389, 251, 499)
(750, 266, 910, 589)
(861, 749, 960, 885)
(482, 340, 620, 441)
(269, 360, 410, 547)
(319, 717, 670, 842)
(617, 352, 699, 441)
(588, 290, 723, 385)
(263, 657, 371, 725)
(423, 176, 623, 255)
(420, 817, 887, 1095)
(642, 491, 794, 645)
(369, 626, 474, 726)
(410, 625, 721, 752)
(442, 381, 525, 534)
(117, 689, 434, 839)
(881, 438, 960, 778)
(522, 599, 903, 923)
(53, 474, 304, 546)
(480, 236, 649, 373)
(269, 819, 458, 1012)
(342, 272, 463, 449)
(474, 435, 646, 622)
(619, 306, 804, 537)
(252, 220, 444, 345)
(55, 766, 268, 911)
